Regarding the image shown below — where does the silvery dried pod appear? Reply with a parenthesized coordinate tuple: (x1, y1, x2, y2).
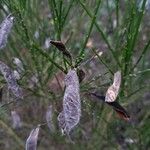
(11, 110, 22, 129)
(105, 71, 121, 103)
(13, 57, 24, 73)
(57, 112, 66, 135)
(28, 75, 39, 89)
(46, 105, 55, 133)
(43, 37, 51, 49)
(26, 126, 40, 150)
(0, 14, 14, 49)
(0, 61, 23, 98)
(13, 70, 20, 80)
(58, 69, 81, 135)
(34, 30, 39, 39)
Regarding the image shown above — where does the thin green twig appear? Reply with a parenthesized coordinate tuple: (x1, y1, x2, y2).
(75, 0, 101, 67)
(32, 44, 67, 73)
(0, 120, 24, 148)
(92, 48, 113, 75)
(115, 0, 119, 28)
(77, 0, 121, 67)
(132, 39, 150, 71)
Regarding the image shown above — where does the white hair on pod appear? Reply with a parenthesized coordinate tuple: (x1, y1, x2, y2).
(105, 71, 121, 102)
(0, 61, 23, 98)
(58, 69, 81, 135)
(0, 14, 14, 49)
(26, 126, 40, 150)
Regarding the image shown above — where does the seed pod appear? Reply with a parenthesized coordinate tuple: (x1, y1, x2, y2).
(50, 40, 72, 59)
(77, 69, 85, 83)
(90, 92, 130, 121)
(57, 112, 66, 135)
(13, 57, 24, 73)
(11, 110, 22, 129)
(58, 69, 81, 135)
(13, 70, 21, 80)
(105, 71, 121, 102)
(113, 71, 121, 88)
(26, 126, 40, 150)
(0, 61, 23, 98)
(46, 105, 55, 133)
(0, 14, 14, 49)
(108, 101, 130, 121)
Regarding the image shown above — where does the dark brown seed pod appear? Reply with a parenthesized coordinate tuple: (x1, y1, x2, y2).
(90, 93, 130, 121)
(77, 69, 85, 83)
(107, 101, 130, 121)
(50, 40, 72, 59)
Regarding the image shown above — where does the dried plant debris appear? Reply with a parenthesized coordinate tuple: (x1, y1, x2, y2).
(13, 57, 24, 73)
(11, 110, 22, 129)
(108, 101, 130, 121)
(0, 87, 3, 102)
(0, 14, 14, 49)
(50, 40, 72, 59)
(46, 105, 55, 133)
(105, 71, 121, 102)
(58, 69, 81, 135)
(77, 69, 85, 83)
(0, 61, 23, 98)
(26, 126, 40, 150)
(90, 93, 130, 121)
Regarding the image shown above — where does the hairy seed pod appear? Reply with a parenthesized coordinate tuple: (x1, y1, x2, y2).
(113, 71, 121, 88)
(46, 105, 55, 133)
(13, 57, 24, 73)
(13, 70, 21, 80)
(0, 61, 23, 98)
(58, 69, 81, 135)
(11, 110, 22, 129)
(26, 126, 40, 150)
(0, 14, 14, 49)
(105, 71, 121, 102)
(57, 112, 66, 134)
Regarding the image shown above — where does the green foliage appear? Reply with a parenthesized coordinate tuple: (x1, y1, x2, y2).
(0, 0, 149, 149)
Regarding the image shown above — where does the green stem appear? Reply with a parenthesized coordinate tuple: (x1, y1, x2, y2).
(125, 0, 147, 75)
(132, 39, 150, 71)
(129, 0, 147, 55)
(32, 44, 67, 73)
(115, 0, 119, 28)
(78, 0, 121, 67)
(62, 0, 74, 26)
(122, 0, 147, 95)
(92, 49, 113, 75)
(75, 0, 101, 67)
(0, 120, 24, 148)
